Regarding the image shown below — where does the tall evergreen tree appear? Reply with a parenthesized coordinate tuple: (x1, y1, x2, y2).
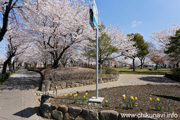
(84, 25, 118, 73)
(165, 29, 180, 67)
(128, 33, 149, 70)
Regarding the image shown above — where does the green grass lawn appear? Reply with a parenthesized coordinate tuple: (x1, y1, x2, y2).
(114, 67, 171, 75)
(99, 73, 114, 78)
(83, 66, 171, 75)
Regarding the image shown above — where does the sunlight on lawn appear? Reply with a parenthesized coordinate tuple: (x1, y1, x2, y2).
(114, 67, 171, 75)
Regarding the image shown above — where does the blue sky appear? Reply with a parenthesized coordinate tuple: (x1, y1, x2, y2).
(1, 0, 180, 57)
(95, 0, 180, 42)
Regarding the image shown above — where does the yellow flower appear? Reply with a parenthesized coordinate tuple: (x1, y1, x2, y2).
(74, 94, 77, 97)
(70, 93, 72, 96)
(157, 98, 160, 101)
(84, 96, 86, 98)
(149, 97, 152, 101)
(130, 96, 134, 100)
(123, 95, 126, 99)
(135, 97, 138, 100)
(64, 94, 67, 97)
(85, 92, 88, 95)
(105, 100, 108, 103)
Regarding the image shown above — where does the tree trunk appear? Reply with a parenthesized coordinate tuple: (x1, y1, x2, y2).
(34, 63, 37, 68)
(139, 57, 145, 69)
(140, 60, 143, 69)
(62, 61, 67, 67)
(164, 64, 166, 68)
(43, 62, 47, 68)
(173, 64, 176, 68)
(0, 0, 13, 42)
(100, 64, 103, 74)
(133, 58, 135, 72)
(8, 60, 12, 72)
(53, 60, 59, 68)
(2, 59, 9, 74)
(12, 61, 15, 70)
(155, 64, 158, 70)
(176, 62, 179, 68)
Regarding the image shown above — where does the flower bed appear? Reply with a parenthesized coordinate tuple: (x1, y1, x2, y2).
(40, 84, 180, 120)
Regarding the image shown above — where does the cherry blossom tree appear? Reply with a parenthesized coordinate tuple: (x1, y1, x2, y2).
(105, 25, 137, 71)
(18, 46, 40, 67)
(0, 57, 6, 65)
(17, 45, 52, 68)
(147, 42, 169, 68)
(150, 24, 180, 48)
(106, 25, 137, 58)
(1, 24, 29, 74)
(0, 0, 24, 42)
(150, 25, 180, 67)
(115, 57, 132, 67)
(18, 0, 94, 68)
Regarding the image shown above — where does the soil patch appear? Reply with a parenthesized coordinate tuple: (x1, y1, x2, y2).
(51, 84, 180, 117)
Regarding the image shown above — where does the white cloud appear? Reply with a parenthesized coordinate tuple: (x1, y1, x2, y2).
(131, 21, 142, 27)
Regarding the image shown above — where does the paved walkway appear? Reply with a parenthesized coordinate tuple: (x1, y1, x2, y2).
(0, 69, 179, 120)
(48, 74, 180, 96)
(0, 69, 46, 120)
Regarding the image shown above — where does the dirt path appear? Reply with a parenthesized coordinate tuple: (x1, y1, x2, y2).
(0, 69, 46, 120)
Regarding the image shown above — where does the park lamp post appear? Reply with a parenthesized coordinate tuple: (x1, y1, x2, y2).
(89, 0, 104, 103)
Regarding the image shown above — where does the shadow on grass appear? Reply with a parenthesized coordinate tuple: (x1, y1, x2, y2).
(152, 94, 180, 102)
(13, 107, 41, 118)
(139, 76, 176, 83)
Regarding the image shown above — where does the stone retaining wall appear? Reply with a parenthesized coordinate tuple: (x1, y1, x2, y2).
(42, 67, 119, 90)
(47, 75, 119, 90)
(40, 97, 154, 120)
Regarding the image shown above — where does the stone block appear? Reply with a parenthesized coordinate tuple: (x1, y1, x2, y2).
(59, 82, 66, 89)
(82, 109, 99, 120)
(52, 110, 63, 120)
(104, 80, 107, 83)
(58, 105, 68, 113)
(64, 113, 70, 120)
(68, 107, 82, 118)
(83, 80, 90, 85)
(40, 102, 51, 118)
(75, 116, 85, 120)
(51, 104, 58, 111)
(74, 83, 80, 87)
(99, 110, 119, 120)
(71, 84, 76, 88)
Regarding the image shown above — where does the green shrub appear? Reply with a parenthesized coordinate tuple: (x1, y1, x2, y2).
(171, 68, 180, 76)
(0, 67, 19, 83)
(37, 67, 46, 71)
(27, 66, 37, 70)
(0, 72, 11, 82)
(129, 66, 137, 69)
(105, 68, 118, 74)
